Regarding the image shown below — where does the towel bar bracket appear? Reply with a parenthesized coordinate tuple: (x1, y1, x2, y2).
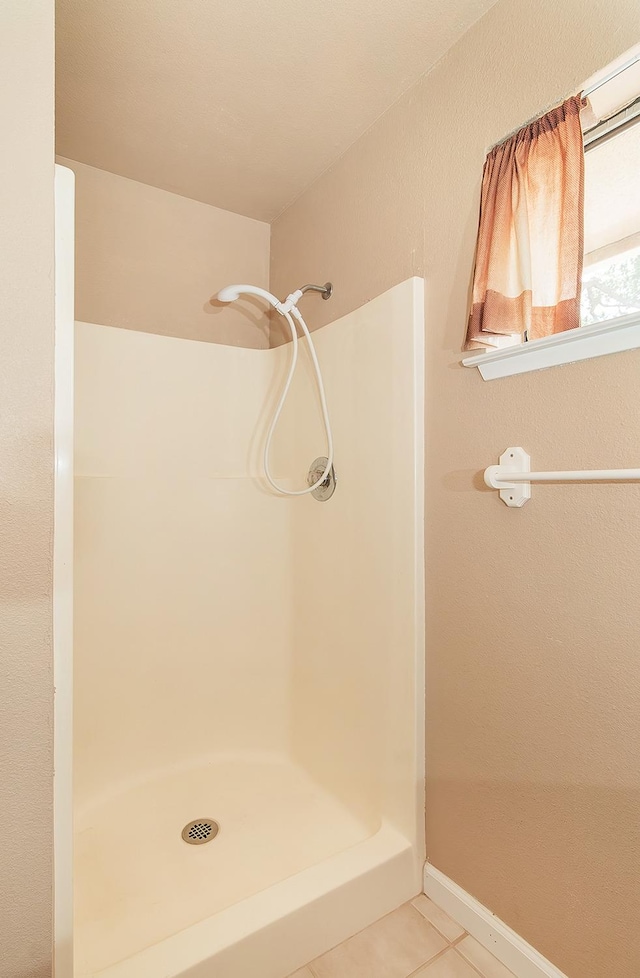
(485, 447, 532, 507)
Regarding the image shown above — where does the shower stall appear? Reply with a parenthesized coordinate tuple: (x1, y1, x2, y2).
(56, 168, 425, 976)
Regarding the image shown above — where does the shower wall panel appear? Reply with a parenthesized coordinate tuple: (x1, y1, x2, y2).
(74, 324, 293, 810)
(275, 278, 425, 841)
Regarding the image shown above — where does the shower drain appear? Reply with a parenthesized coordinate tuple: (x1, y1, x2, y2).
(181, 818, 220, 845)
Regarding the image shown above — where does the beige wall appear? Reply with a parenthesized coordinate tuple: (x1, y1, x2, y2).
(271, 2, 640, 976)
(0, 3, 55, 977)
(58, 159, 271, 348)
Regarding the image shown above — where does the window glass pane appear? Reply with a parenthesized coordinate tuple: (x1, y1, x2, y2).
(582, 122, 640, 325)
(583, 123, 640, 254)
(581, 244, 640, 325)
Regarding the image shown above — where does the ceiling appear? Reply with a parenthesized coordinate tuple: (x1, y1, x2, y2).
(56, 0, 497, 222)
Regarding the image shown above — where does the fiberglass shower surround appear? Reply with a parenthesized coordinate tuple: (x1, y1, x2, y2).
(217, 281, 336, 498)
(72, 279, 425, 978)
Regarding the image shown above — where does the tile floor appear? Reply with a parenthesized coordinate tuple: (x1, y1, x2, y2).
(288, 895, 517, 978)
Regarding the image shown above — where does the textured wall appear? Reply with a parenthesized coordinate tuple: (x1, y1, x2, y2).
(0, 2, 55, 977)
(58, 159, 271, 348)
(271, 2, 640, 976)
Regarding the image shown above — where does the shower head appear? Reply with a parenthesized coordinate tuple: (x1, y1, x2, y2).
(216, 282, 333, 312)
(217, 285, 242, 302)
(216, 284, 282, 307)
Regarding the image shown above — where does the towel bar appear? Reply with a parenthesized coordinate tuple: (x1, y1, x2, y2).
(484, 447, 640, 506)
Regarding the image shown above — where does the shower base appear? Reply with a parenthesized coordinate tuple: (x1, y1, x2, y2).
(74, 754, 418, 978)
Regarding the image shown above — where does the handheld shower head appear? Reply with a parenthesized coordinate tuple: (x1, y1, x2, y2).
(217, 285, 242, 302)
(216, 282, 333, 311)
(216, 284, 282, 308)
(214, 279, 334, 499)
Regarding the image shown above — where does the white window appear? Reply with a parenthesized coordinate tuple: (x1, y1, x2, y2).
(464, 50, 640, 380)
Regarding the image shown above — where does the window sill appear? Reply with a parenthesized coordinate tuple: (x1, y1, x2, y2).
(461, 311, 640, 380)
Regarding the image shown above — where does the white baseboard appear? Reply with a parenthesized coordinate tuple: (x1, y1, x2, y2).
(423, 864, 568, 978)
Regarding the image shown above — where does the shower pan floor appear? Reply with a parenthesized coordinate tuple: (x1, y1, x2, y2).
(74, 754, 375, 976)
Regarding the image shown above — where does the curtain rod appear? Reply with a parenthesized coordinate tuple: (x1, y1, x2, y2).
(583, 95, 640, 147)
(487, 54, 640, 153)
(583, 53, 640, 98)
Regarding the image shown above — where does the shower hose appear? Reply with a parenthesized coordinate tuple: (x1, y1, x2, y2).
(264, 300, 334, 496)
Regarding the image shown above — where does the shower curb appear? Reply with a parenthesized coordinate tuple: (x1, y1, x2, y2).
(423, 864, 569, 978)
